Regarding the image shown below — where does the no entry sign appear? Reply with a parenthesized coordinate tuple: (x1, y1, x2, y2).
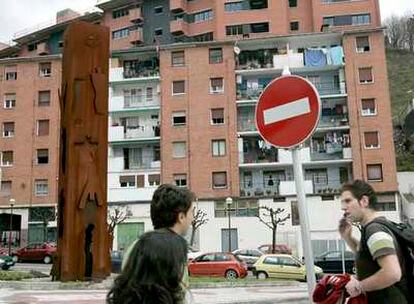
(255, 75, 321, 148)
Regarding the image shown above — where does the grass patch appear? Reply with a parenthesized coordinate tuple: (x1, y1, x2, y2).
(0, 270, 34, 281)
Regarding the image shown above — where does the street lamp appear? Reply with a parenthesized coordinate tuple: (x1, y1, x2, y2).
(225, 197, 233, 252)
(8, 198, 15, 256)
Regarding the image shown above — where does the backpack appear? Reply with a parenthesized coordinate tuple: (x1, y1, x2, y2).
(364, 217, 414, 301)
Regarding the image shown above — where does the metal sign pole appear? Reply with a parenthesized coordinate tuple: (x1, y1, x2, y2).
(292, 147, 316, 299)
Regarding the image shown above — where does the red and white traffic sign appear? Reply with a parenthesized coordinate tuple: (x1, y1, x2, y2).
(255, 75, 321, 148)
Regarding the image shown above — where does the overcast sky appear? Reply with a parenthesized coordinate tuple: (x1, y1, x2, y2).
(0, 0, 413, 43)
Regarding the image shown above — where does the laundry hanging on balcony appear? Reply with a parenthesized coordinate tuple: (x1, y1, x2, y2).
(304, 48, 327, 67)
(329, 46, 345, 65)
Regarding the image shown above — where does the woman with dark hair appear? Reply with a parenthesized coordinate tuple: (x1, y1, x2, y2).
(107, 229, 189, 304)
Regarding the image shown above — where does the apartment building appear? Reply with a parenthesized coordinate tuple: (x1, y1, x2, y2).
(0, 0, 399, 255)
(101, 0, 399, 254)
(0, 9, 102, 247)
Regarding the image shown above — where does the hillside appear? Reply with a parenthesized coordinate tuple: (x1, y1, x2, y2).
(386, 49, 414, 171)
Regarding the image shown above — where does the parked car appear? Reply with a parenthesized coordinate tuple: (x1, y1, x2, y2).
(12, 242, 56, 264)
(258, 244, 292, 254)
(252, 254, 323, 281)
(314, 250, 355, 274)
(188, 252, 248, 279)
(232, 249, 263, 269)
(0, 255, 15, 270)
(111, 250, 123, 274)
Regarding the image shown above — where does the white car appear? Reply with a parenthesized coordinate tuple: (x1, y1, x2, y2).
(188, 247, 203, 260)
(233, 249, 263, 268)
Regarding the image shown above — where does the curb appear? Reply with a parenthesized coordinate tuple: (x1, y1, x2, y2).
(0, 279, 302, 291)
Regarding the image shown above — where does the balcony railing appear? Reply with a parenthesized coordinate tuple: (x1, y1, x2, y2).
(124, 67, 160, 79)
(310, 146, 352, 161)
(109, 125, 160, 142)
(237, 81, 346, 101)
(240, 181, 281, 197)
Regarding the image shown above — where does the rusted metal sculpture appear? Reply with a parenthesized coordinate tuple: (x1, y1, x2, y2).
(54, 21, 110, 281)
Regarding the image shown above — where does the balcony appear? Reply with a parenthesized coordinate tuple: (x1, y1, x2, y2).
(236, 81, 346, 101)
(129, 8, 143, 23)
(109, 125, 160, 143)
(310, 146, 352, 161)
(129, 28, 143, 45)
(110, 94, 160, 112)
(170, 19, 188, 36)
(170, 0, 187, 13)
(279, 180, 313, 196)
(110, 67, 160, 83)
(240, 181, 280, 198)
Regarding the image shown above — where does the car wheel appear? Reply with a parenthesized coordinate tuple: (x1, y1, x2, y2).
(257, 271, 268, 280)
(43, 255, 52, 264)
(1, 265, 10, 271)
(225, 269, 238, 279)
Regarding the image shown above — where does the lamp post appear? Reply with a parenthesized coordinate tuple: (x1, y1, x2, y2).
(8, 198, 15, 256)
(225, 197, 233, 252)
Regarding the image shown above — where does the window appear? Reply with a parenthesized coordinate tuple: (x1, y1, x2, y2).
(172, 80, 185, 95)
(377, 195, 396, 211)
(290, 21, 299, 31)
(305, 169, 328, 185)
(251, 22, 269, 33)
(38, 91, 51, 107)
(210, 77, 224, 93)
(173, 141, 186, 158)
(37, 120, 49, 136)
(356, 36, 370, 53)
(0, 181, 12, 196)
(153, 146, 161, 161)
(211, 108, 224, 125)
(209, 48, 223, 64)
(193, 10, 213, 23)
(249, 0, 268, 9)
(172, 111, 186, 126)
(364, 131, 379, 149)
(35, 179, 48, 196)
(171, 51, 185, 66)
(226, 25, 243, 36)
(213, 171, 227, 188)
(5, 66, 17, 81)
(123, 148, 142, 169)
(191, 32, 214, 42)
(28, 43, 37, 52)
(214, 199, 258, 217)
(291, 200, 300, 226)
(154, 6, 163, 14)
(148, 174, 161, 186)
(112, 28, 129, 39)
(1, 151, 13, 166)
(361, 98, 377, 116)
(367, 164, 383, 182)
(289, 0, 297, 7)
(37, 149, 49, 164)
(225, 2, 243, 11)
(154, 28, 163, 36)
(112, 7, 129, 19)
(120, 175, 135, 187)
(137, 175, 145, 188)
(146, 87, 153, 102)
(3, 122, 14, 137)
(174, 174, 187, 187)
(359, 67, 373, 84)
(4, 93, 16, 109)
(39, 62, 51, 77)
(323, 14, 371, 26)
(212, 139, 226, 156)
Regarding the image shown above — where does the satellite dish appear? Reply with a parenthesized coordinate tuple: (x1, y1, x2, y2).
(234, 46, 240, 55)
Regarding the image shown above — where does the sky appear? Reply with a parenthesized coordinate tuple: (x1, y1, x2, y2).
(0, 0, 413, 43)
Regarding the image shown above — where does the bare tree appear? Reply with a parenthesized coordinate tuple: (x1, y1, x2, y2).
(108, 206, 131, 249)
(256, 206, 290, 254)
(384, 15, 407, 49)
(190, 209, 209, 247)
(406, 15, 414, 52)
(30, 207, 56, 243)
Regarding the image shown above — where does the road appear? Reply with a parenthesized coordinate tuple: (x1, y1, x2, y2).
(12, 262, 51, 273)
(0, 286, 309, 304)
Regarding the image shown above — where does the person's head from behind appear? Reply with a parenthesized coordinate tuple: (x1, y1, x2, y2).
(107, 230, 187, 304)
(340, 179, 378, 223)
(151, 184, 196, 235)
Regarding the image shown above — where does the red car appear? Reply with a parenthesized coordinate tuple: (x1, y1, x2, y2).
(258, 244, 292, 254)
(188, 252, 248, 279)
(12, 242, 56, 264)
